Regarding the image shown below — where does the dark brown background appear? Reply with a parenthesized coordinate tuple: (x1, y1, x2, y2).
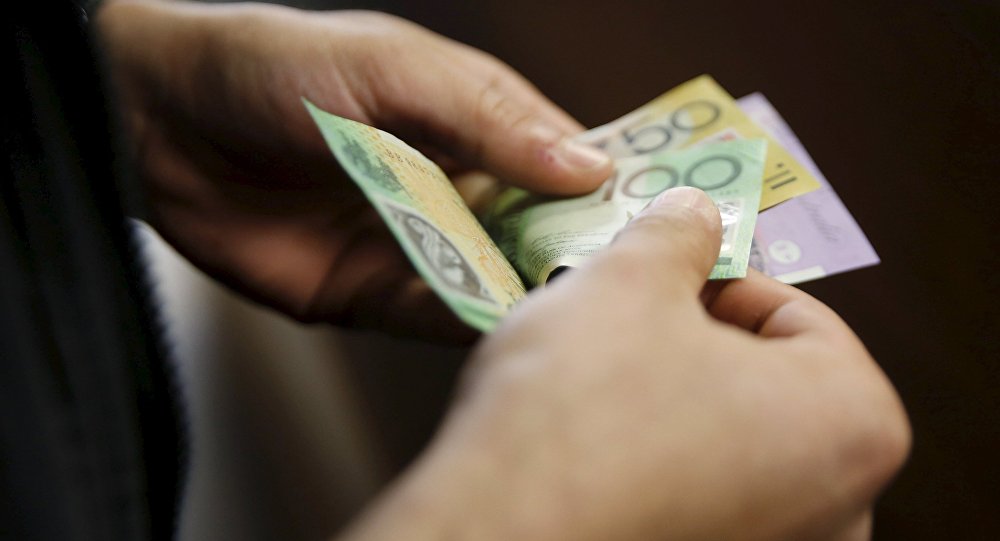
(238, 0, 1000, 538)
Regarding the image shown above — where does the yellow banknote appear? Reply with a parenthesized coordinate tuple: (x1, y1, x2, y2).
(576, 75, 820, 210)
(306, 100, 525, 332)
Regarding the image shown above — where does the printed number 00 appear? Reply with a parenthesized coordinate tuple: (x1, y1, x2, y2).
(620, 155, 742, 199)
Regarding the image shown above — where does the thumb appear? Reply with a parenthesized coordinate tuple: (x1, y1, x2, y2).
(468, 113, 615, 195)
(419, 69, 614, 195)
(596, 187, 723, 300)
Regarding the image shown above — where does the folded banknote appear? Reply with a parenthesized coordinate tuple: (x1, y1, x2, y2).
(304, 76, 875, 331)
(305, 100, 525, 331)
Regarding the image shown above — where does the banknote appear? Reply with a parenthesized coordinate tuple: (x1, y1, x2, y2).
(487, 139, 767, 285)
(304, 100, 525, 332)
(736, 93, 880, 284)
(302, 84, 857, 332)
(576, 75, 820, 211)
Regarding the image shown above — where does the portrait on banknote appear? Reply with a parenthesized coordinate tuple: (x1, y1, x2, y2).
(389, 206, 491, 302)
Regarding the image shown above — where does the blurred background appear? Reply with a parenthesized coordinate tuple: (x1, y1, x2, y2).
(154, 1, 999, 539)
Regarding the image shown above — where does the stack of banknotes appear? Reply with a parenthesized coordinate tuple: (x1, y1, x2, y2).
(305, 75, 879, 332)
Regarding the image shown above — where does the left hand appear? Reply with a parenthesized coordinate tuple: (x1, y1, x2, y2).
(96, 1, 613, 341)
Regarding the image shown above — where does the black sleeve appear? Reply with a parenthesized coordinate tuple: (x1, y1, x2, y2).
(2, 2, 183, 540)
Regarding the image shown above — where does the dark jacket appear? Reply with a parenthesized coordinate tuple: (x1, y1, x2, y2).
(2, 2, 181, 539)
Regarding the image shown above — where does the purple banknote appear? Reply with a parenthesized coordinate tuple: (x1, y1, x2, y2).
(737, 93, 879, 284)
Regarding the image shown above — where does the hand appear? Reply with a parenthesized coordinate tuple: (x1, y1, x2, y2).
(96, 1, 612, 340)
(342, 187, 910, 541)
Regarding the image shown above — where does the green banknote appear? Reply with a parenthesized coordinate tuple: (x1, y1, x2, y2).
(306, 99, 764, 331)
(486, 139, 767, 285)
(305, 100, 526, 332)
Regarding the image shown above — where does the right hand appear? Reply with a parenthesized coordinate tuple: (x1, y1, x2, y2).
(343, 187, 910, 541)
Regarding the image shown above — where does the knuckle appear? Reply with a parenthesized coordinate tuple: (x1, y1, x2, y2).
(474, 77, 508, 121)
(807, 346, 912, 500)
(853, 385, 912, 492)
(474, 76, 530, 130)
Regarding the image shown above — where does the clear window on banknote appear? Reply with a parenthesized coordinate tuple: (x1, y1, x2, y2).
(717, 199, 743, 259)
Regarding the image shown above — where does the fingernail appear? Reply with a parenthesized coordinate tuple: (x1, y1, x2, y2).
(555, 138, 612, 171)
(547, 135, 612, 171)
(530, 124, 612, 172)
(646, 186, 711, 210)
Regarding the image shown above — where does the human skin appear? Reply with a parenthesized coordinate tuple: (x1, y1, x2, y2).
(96, 2, 910, 539)
(339, 188, 909, 541)
(97, 0, 613, 341)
